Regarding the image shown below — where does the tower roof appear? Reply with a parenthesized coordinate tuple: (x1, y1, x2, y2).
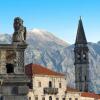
(75, 17, 87, 44)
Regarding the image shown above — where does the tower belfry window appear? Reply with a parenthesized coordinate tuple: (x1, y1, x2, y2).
(85, 76, 86, 81)
(6, 63, 14, 73)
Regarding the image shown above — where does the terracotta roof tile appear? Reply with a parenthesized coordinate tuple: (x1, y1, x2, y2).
(81, 92, 100, 99)
(65, 87, 100, 99)
(25, 63, 64, 77)
(65, 87, 80, 93)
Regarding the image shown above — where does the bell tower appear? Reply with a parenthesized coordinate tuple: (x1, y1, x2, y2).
(74, 17, 89, 92)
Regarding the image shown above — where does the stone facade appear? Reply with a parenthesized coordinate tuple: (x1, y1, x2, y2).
(65, 92, 81, 100)
(28, 75, 66, 100)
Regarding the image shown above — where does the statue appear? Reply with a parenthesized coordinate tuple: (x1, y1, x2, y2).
(12, 17, 26, 43)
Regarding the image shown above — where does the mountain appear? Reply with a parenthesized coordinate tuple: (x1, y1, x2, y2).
(0, 29, 100, 93)
(25, 29, 68, 71)
(0, 34, 11, 44)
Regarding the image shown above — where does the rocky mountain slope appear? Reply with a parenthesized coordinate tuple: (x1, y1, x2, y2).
(0, 29, 100, 93)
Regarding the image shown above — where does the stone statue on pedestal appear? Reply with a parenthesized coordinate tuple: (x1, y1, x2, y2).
(0, 17, 29, 100)
(12, 17, 26, 43)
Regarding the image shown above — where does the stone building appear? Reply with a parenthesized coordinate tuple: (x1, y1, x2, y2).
(0, 17, 29, 100)
(25, 64, 66, 100)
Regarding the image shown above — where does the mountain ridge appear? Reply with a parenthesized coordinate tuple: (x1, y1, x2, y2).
(0, 28, 100, 93)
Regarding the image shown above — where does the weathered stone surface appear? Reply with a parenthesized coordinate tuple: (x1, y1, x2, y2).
(0, 17, 30, 100)
(3, 95, 27, 100)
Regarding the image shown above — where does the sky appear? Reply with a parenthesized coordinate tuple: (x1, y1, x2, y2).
(0, 0, 100, 44)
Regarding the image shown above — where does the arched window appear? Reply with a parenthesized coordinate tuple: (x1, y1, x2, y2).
(49, 81, 52, 88)
(49, 96, 52, 100)
(6, 63, 14, 73)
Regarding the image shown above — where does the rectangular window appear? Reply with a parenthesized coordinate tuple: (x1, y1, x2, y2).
(62, 98, 65, 100)
(42, 97, 45, 100)
(38, 82, 41, 87)
(49, 81, 52, 88)
(59, 83, 62, 88)
(1, 96, 3, 100)
(69, 98, 72, 100)
(29, 97, 31, 100)
(56, 98, 59, 100)
(28, 82, 33, 89)
(35, 96, 38, 100)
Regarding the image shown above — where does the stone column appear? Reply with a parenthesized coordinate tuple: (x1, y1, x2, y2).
(14, 50, 25, 74)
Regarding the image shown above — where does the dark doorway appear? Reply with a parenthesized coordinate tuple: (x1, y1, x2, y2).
(6, 63, 14, 73)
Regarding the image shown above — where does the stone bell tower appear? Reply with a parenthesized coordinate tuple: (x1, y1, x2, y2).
(0, 17, 29, 100)
(74, 18, 89, 92)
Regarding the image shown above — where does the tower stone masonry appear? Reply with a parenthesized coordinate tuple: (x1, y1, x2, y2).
(0, 17, 30, 100)
(74, 18, 89, 92)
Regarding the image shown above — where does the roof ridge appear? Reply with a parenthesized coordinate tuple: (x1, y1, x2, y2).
(32, 64, 64, 74)
(25, 63, 65, 76)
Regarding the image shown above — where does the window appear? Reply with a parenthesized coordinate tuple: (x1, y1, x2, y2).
(12, 86, 18, 94)
(75, 98, 78, 100)
(29, 97, 31, 100)
(0, 96, 3, 100)
(62, 98, 65, 100)
(49, 96, 52, 100)
(35, 96, 38, 100)
(85, 76, 87, 81)
(49, 81, 52, 88)
(56, 98, 59, 100)
(6, 63, 14, 73)
(59, 83, 62, 88)
(38, 82, 41, 87)
(42, 97, 45, 100)
(69, 98, 72, 100)
(28, 82, 33, 89)
(79, 84, 82, 91)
